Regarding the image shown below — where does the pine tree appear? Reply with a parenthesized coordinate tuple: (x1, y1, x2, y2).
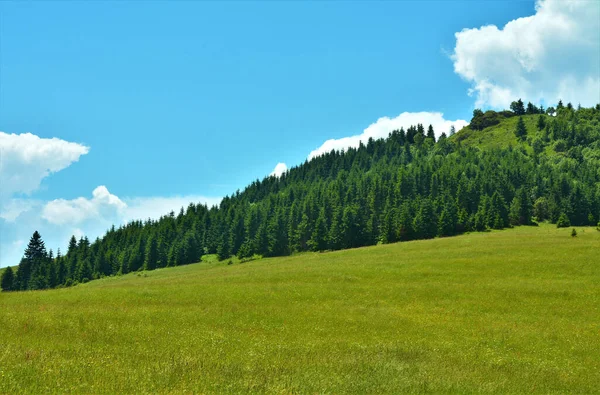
(16, 231, 48, 290)
(426, 124, 436, 142)
(266, 210, 288, 257)
(217, 230, 231, 261)
(413, 199, 437, 239)
(438, 202, 458, 236)
(1, 266, 15, 291)
(309, 208, 328, 252)
(515, 117, 527, 141)
(144, 235, 158, 270)
(537, 115, 546, 130)
(556, 212, 571, 228)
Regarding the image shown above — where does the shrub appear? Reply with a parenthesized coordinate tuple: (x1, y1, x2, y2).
(470, 110, 515, 131)
(556, 213, 571, 228)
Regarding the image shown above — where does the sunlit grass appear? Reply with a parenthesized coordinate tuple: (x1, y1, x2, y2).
(1, 224, 599, 393)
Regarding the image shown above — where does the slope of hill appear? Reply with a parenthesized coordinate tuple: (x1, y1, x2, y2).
(453, 113, 539, 150)
(2, 103, 600, 291)
(1, 225, 599, 393)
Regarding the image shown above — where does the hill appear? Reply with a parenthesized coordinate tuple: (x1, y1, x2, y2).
(2, 102, 600, 291)
(1, 225, 599, 393)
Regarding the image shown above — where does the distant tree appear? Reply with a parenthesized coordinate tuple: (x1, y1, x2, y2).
(514, 117, 527, 141)
(1, 266, 15, 291)
(510, 99, 525, 115)
(533, 197, 549, 222)
(144, 235, 158, 270)
(217, 230, 231, 261)
(414, 132, 425, 146)
(537, 115, 546, 130)
(556, 213, 571, 228)
(509, 188, 532, 226)
(15, 231, 48, 290)
(526, 102, 539, 115)
(449, 125, 456, 136)
(413, 199, 437, 239)
(309, 208, 328, 252)
(438, 201, 458, 236)
(426, 124, 436, 142)
(532, 138, 544, 156)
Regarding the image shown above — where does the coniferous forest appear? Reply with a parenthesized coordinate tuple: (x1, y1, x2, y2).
(2, 101, 600, 292)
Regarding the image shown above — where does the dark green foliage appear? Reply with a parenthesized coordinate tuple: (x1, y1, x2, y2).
(413, 199, 437, 239)
(470, 110, 515, 131)
(309, 208, 328, 252)
(144, 235, 158, 270)
(514, 117, 527, 141)
(533, 197, 549, 222)
(1, 266, 15, 291)
(557, 213, 571, 228)
(509, 188, 532, 226)
(537, 115, 546, 130)
(8, 102, 600, 291)
(510, 99, 525, 115)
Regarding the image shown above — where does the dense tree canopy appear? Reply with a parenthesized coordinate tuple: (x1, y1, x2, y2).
(3, 101, 599, 292)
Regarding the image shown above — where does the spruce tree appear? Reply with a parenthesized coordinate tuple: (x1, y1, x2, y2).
(515, 117, 527, 141)
(309, 208, 329, 252)
(426, 124, 436, 142)
(144, 236, 158, 270)
(537, 115, 546, 130)
(1, 266, 15, 291)
(15, 231, 48, 290)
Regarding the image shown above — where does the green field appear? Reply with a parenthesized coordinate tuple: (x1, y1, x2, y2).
(1, 225, 599, 393)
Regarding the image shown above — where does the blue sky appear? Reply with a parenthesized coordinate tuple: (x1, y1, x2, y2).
(1, 0, 599, 266)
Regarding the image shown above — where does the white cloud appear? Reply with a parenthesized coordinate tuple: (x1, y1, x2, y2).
(0, 132, 89, 198)
(452, 0, 600, 109)
(269, 162, 288, 178)
(308, 112, 468, 160)
(42, 185, 221, 226)
(42, 186, 126, 225)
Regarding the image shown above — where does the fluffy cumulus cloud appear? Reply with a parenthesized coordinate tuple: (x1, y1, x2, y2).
(42, 186, 127, 226)
(0, 132, 89, 198)
(308, 112, 468, 160)
(43, 186, 221, 226)
(269, 162, 288, 178)
(452, 0, 600, 109)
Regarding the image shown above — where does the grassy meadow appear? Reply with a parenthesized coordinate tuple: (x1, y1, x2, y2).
(1, 224, 599, 393)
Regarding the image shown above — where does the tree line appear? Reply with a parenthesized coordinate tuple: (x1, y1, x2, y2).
(2, 101, 599, 291)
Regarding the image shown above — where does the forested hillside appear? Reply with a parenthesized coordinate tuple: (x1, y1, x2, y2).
(3, 100, 600, 291)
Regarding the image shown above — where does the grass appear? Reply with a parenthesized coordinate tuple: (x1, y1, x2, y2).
(1, 224, 599, 393)
(453, 114, 540, 151)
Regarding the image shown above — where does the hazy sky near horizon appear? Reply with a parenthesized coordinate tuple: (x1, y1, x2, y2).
(1, 0, 599, 266)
